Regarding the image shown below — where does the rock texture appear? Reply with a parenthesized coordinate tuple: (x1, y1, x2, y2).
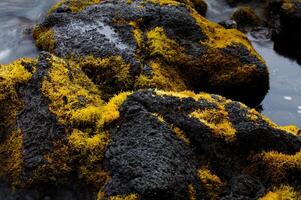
(0, 53, 300, 200)
(0, 0, 300, 199)
(33, 0, 269, 106)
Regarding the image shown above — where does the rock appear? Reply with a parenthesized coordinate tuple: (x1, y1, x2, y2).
(0, 54, 300, 199)
(219, 20, 238, 29)
(33, 0, 269, 106)
(267, 0, 301, 63)
(231, 6, 261, 31)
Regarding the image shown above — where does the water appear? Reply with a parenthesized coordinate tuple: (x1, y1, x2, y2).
(0, 0, 300, 126)
(206, 0, 301, 127)
(0, 0, 59, 64)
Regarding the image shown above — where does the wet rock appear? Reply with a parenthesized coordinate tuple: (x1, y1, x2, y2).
(0, 55, 300, 199)
(219, 20, 237, 29)
(231, 6, 261, 31)
(33, 0, 269, 106)
(267, 0, 301, 63)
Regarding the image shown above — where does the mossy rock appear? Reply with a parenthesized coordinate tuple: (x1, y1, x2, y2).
(267, 0, 301, 63)
(0, 53, 300, 199)
(231, 6, 261, 30)
(33, 0, 269, 106)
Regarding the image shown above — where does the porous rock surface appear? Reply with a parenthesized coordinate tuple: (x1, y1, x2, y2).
(0, 53, 300, 199)
(33, 0, 269, 106)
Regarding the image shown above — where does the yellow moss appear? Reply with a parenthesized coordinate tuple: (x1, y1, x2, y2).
(173, 127, 190, 145)
(253, 150, 301, 182)
(198, 168, 225, 200)
(152, 112, 190, 144)
(152, 113, 166, 123)
(189, 106, 236, 142)
(33, 141, 72, 183)
(247, 109, 301, 136)
(135, 60, 187, 91)
(0, 58, 34, 143)
(188, 184, 196, 200)
(78, 55, 132, 100)
(0, 129, 23, 186)
(41, 55, 104, 126)
(97, 92, 132, 128)
(108, 194, 140, 200)
(33, 26, 56, 52)
(129, 21, 143, 48)
(155, 90, 216, 102)
(49, 0, 102, 13)
(260, 185, 300, 200)
(68, 129, 110, 185)
(148, 0, 181, 6)
(189, 7, 264, 62)
(146, 27, 189, 63)
(210, 65, 259, 87)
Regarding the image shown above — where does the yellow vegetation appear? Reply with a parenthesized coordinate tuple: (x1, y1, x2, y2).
(146, 27, 189, 63)
(188, 184, 196, 200)
(108, 194, 140, 200)
(97, 92, 132, 128)
(155, 90, 216, 102)
(247, 108, 301, 136)
(173, 127, 190, 145)
(252, 150, 301, 182)
(189, 7, 264, 62)
(198, 168, 225, 200)
(260, 185, 300, 200)
(68, 129, 110, 185)
(41, 55, 104, 126)
(135, 60, 188, 91)
(0, 129, 23, 186)
(78, 55, 132, 100)
(190, 106, 236, 142)
(0, 58, 33, 154)
(33, 26, 56, 53)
